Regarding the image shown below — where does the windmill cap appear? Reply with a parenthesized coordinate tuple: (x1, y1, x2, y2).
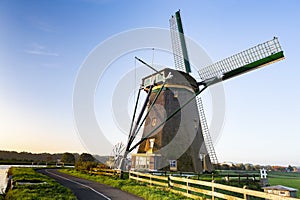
(142, 68, 199, 93)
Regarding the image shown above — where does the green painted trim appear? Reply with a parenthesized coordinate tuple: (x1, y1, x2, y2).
(175, 11, 191, 73)
(223, 51, 284, 80)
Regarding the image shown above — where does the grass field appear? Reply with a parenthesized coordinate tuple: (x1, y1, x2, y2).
(217, 170, 300, 198)
(5, 167, 76, 200)
(268, 171, 300, 198)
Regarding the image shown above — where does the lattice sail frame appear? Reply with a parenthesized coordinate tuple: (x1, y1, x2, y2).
(169, 15, 186, 73)
(198, 37, 284, 81)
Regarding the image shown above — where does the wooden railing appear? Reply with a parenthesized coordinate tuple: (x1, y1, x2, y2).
(129, 171, 168, 187)
(90, 168, 121, 176)
(129, 171, 299, 200)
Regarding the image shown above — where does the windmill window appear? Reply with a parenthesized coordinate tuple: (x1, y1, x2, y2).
(174, 91, 178, 98)
(194, 119, 198, 129)
(170, 160, 177, 167)
(151, 118, 157, 127)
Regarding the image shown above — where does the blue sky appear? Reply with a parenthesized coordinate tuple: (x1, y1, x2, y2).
(0, 0, 300, 166)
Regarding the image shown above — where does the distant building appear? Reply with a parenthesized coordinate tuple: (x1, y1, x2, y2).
(292, 167, 299, 172)
(272, 166, 286, 172)
(263, 185, 298, 198)
(131, 153, 161, 172)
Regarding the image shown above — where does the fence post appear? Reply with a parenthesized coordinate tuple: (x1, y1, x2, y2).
(119, 170, 124, 179)
(186, 177, 189, 194)
(212, 180, 215, 200)
(168, 175, 172, 189)
(243, 185, 248, 200)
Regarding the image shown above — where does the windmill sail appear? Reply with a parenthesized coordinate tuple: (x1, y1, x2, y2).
(169, 11, 191, 73)
(196, 97, 218, 164)
(198, 37, 284, 82)
(170, 11, 218, 166)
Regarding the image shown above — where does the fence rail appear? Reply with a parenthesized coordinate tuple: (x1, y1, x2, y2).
(129, 171, 298, 200)
(129, 171, 168, 187)
(90, 168, 121, 176)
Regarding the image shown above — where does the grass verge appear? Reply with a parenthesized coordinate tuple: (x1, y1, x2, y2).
(5, 167, 76, 200)
(60, 169, 193, 200)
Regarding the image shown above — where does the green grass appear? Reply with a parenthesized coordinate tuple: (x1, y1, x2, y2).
(215, 170, 300, 198)
(60, 169, 193, 200)
(59, 169, 300, 199)
(5, 167, 76, 200)
(268, 171, 300, 198)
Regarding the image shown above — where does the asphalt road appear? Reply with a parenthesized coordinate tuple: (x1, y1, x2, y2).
(38, 169, 144, 200)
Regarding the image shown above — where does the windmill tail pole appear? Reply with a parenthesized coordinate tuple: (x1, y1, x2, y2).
(127, 85, 154, 146)
(131, 82, 166, 142)
(125, 87, 143, 152)
(135, 56, 159, 72)
(119, 85, 154, 177)
(127, 88, 142, 142)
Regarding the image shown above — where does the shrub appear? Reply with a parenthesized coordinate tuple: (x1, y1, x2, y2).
(75, 161, 98, 172)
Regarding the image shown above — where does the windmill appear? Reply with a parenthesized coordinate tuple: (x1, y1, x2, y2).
(120, 10, 284, 173)
(111, 142, 125, 168)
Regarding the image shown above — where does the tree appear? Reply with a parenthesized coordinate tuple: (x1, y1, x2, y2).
(245, 163, 254, 171)
(287, 165, 294, 172)
(61, 152, 75, 164)
(236, 163, 245, 170)
(75, 153, 97, 172)
(265, 165, 273, 171)
(253, 164, 261, 171)
(78, 153, 95, 162)
(220, 164, 230, 170)
(75, 161, 98, 172)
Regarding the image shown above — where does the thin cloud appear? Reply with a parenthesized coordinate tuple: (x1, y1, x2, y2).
(24, 50, 59, 56)
(24, 43, 59, 57)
